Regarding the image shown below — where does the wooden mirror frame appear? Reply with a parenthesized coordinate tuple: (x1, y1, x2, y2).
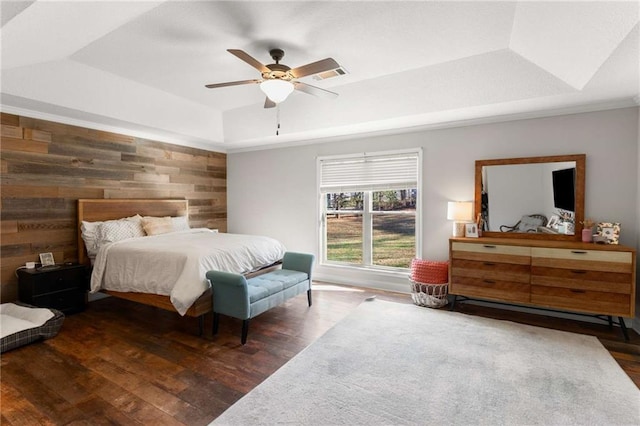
(475, 154, 586, 241)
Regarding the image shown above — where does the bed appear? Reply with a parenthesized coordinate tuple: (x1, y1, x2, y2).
(77, 199, 285, 330)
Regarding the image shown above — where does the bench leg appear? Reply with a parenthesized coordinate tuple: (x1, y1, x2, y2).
(241, 319, 250, 345)
(307, 289, 313, 307)
(213, 312, 220, 335)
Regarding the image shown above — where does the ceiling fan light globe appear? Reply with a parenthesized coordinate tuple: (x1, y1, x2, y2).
(260, 79, 294, 103)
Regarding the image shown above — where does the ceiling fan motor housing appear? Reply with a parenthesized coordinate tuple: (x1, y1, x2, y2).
(264, 64, 293, 82)
(262, 49, 294, 81)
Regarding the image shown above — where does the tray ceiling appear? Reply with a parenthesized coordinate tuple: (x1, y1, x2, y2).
(1, 1, 638, 151)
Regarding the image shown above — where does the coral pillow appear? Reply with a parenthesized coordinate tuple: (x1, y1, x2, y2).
(141, 216, 174, 236)
(410, 259, 449, 284)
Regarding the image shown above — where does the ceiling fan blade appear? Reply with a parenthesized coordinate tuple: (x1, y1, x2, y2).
(294, 82, 338, 99)
(205, 79, 260, 89)
(227, 49, 270, 73)
(290, 58, 340, 78)
(264, 97, 276, 109)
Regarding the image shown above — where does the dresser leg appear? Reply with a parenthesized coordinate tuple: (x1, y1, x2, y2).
(608, 315, 613, 328)
(449, 295, 457, 311)
(618, 317, 629, 342)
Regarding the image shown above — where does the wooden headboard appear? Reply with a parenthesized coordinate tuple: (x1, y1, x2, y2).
(77, 199, 189, 265)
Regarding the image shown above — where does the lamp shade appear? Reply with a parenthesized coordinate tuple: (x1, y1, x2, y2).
(260, 79, 294, 103)
(447, 201, 473, 221)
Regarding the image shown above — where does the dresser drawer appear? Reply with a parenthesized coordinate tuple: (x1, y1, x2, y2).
(453, 242, 530, 256)
(452, 259, 529, 283)
(531, 249, 632, 273)
(452, 242, 530, 265)
(531, 285, 631, 317)
(450, 276, 530, 303)
(531, 266, 632, 294)
(532, 247, 631, 263)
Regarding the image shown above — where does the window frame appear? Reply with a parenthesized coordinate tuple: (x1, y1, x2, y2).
(317, 148, 422, 272)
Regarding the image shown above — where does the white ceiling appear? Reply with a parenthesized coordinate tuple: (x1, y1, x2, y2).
(1, 1, 638, 152)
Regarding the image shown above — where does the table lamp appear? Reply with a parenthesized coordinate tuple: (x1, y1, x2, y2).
(447, 201, 473, 237)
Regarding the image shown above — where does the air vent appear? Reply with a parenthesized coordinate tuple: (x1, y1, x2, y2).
(312, 67, 347, 81)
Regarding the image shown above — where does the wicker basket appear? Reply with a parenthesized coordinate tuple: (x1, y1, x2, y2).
(410, 279, 449, 308)
(409, 259, 449, 308)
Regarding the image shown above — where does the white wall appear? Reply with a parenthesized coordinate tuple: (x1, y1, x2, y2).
(228, 107, 639, 296)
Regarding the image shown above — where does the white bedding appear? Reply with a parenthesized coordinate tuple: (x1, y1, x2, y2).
(90, 229, 286, 315)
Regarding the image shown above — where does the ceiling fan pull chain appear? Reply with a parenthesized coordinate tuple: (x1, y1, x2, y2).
(276, 104, 281, 136)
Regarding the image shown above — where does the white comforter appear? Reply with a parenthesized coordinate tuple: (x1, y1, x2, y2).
(90, 229, 286, 315)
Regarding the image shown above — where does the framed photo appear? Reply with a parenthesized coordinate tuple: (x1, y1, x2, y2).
(546, 215, 560, 229)
(465, 223, 479, 238)
(596, 222, 620, 244)
(39, 252, 55, 267)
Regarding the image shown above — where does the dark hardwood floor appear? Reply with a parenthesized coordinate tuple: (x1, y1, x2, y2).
(2, 283, 639, 425)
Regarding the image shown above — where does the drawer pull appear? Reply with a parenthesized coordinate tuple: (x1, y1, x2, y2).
(570, 289, 586, 294)
(483, 245, 496, 249)
(571, 270, 587, 274)
(571, 250, 588, 254)
(483, 279, 496, 284)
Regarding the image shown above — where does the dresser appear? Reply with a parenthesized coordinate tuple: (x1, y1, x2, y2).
(17, 264, 88, 314)
(449, 237, 636, 337)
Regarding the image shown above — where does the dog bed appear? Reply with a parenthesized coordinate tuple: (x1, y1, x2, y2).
(0, 302, 65, 353)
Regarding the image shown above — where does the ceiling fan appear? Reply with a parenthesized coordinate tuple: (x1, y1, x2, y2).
(205, 48, 340, 108)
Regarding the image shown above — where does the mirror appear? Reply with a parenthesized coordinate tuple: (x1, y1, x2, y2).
(475, 154, 585, 241)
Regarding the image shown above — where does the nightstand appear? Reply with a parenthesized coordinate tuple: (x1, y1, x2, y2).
(17, 264, 88, 314)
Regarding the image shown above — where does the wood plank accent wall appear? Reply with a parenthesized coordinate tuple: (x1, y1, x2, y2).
(0, 112, 226, 302)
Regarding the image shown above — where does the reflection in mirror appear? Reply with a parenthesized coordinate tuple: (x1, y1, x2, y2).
(483, 161, 575, 234)
(475, 154, 585, 241)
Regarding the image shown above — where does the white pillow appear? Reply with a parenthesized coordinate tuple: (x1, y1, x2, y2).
(99, 217, 145, 244)
(80, 220, 103, 258)
(171, 216, 190, 232)
(81, 215, 143, 258)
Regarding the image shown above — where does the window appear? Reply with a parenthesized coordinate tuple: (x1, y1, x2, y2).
(318, 149, 421, 270)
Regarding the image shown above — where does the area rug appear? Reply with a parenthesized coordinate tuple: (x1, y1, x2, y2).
(212, 299, 640, 425)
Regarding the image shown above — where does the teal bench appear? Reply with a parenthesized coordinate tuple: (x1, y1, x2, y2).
(206, 252, 314, 344)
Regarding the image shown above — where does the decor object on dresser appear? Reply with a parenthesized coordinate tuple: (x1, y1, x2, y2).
(0, 303, 65, 353)
(17, 263, 87, 315)
(596, 222, 620, 244)
(447, 201, 473, 237)
(409, 258, 449, 308)
(206, 252, 314, 344)
(580, 218, 595, 242)
(212, 299, 640, 426)
(465, 222, 479, 237)
(449, 237, 636, 340)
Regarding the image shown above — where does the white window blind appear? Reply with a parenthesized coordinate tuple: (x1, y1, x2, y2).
(319, 151, 419, 193)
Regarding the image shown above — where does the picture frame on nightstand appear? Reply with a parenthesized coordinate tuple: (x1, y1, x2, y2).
(39, 252, 55, 267)
(465, 223, 479, 238)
